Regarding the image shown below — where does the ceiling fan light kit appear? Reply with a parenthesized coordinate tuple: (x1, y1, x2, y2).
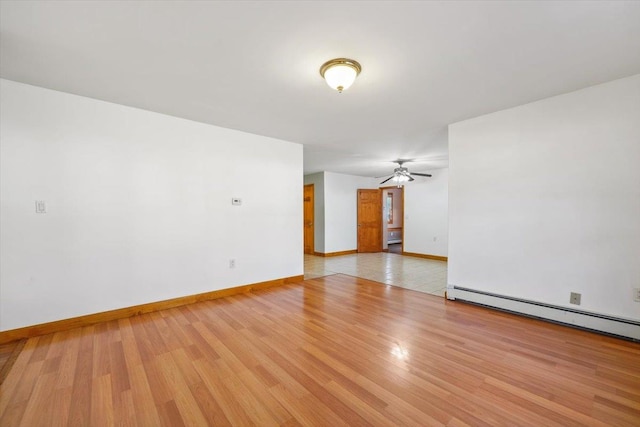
(319, 58, 361, 93)
(380, 160, 433, 187)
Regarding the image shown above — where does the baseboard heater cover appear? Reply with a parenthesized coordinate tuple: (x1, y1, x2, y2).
(446, 285, 640, 341)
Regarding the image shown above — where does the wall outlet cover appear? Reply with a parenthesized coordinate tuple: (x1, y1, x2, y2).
(570, 292, 581, 305)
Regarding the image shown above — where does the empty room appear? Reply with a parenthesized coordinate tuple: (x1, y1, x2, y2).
(1, 1, 639, 426)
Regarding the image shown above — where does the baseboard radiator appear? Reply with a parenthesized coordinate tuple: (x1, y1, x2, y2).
(447, 285, 640, 341)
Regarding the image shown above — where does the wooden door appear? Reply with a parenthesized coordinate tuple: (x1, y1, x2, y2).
(303, 184, 314, 254)
(357, 189, 382, 253)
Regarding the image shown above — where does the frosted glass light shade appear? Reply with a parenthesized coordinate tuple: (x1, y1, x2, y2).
(323, 64, 357, 92)
(393, 174, 409, 183)
(319, 58, 362, 93)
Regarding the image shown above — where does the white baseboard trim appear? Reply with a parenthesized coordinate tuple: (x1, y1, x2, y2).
(446, 285, 640, 341)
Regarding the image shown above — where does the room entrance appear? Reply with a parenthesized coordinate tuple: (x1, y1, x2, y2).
(357, 186, 405, 253)
(382, 186, 404, 254)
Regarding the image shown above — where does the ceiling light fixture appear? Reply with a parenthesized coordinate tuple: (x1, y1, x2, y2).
(319, 58, 361, 93)
(393, 174, 410, 183)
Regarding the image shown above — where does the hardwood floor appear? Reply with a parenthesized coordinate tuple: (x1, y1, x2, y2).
(0, 340, 25, 384)
(1, 274, 639, 426)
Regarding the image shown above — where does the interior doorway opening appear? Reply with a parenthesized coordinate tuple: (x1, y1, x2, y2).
(356, 186, 405, 254)
(381, 186, 404, 254)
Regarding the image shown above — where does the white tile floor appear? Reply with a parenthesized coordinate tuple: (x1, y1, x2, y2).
(304, 252, 448, 297)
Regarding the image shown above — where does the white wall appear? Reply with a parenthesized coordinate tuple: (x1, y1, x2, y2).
(303, 172, 325, 253)
(323, 172, 377, 253)
(448, 74, 640, 320)
(403, 168, 449, 257)
(0, 79, 303, 331)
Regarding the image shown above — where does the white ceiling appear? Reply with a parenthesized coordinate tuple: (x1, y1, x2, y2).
(2, 1, 640, 179)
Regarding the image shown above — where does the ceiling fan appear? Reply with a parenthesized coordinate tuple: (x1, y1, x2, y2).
(379, 160, 432, 185)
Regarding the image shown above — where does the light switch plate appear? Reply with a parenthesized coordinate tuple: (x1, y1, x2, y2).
(232, 198, 242, 206)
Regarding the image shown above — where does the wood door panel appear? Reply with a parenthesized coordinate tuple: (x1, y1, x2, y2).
(303, 184, 314, 254)
(357, 189, 382, 253)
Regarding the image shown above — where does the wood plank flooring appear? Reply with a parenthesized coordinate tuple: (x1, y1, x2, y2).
(0, 340, 25, 384)
(1, 274, 639, 426)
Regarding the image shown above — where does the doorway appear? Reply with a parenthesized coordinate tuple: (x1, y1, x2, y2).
(303, 184, 314, 255)
(357, 187, 405, 253)
(382, 186, 404, 254)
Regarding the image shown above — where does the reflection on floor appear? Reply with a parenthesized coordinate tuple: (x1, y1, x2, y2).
(304, 252, 448, 297)
(388, 242, 402, 254)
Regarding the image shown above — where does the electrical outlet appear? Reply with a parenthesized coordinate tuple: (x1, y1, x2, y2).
(570, 292, 581, 305)
(634, 288, 640, 302)
(229, 259, 236, 269)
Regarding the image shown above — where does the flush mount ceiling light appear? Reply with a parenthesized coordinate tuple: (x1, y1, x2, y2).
(319, 58, 362, 93)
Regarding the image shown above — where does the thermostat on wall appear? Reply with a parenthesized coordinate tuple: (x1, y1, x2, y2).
(232, 198, 242, 206)
(35, 200, 47, 213)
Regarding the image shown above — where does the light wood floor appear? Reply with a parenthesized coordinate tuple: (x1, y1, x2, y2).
(0, 340, 25, 384)
(1, 274, 639, 426)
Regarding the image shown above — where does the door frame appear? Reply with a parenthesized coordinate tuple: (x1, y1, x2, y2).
(380, 185, 405, 254)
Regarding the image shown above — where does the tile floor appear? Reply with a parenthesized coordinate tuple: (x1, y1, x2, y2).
(304, 252, 448, 297)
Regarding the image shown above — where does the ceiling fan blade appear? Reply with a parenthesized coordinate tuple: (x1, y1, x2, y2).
(380, 176, 394, 184)
(408, 175, 415, 181)
(411, 172, 432, 177)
